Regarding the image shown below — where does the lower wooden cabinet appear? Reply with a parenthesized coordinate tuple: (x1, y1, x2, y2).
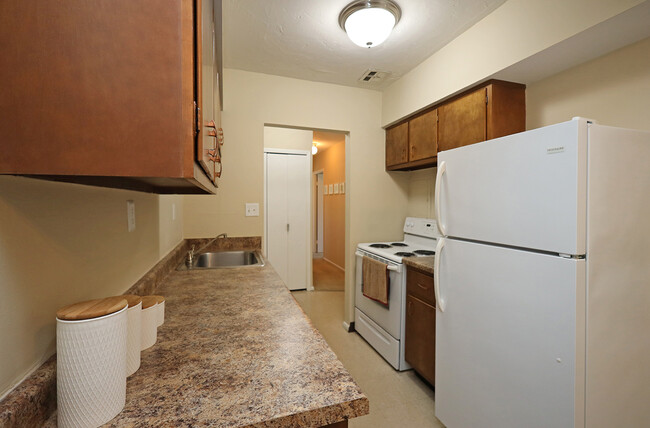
(405, 266, 436, 386)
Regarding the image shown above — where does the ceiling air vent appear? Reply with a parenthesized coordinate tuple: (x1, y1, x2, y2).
(358, 69, 389, 84)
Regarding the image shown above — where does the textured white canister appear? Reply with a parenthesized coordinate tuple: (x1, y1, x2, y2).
(56, 298, 128, 428)
(123, 295, 143, 377)
(152, 295, 165, 327)
(140, 296, 158, 350)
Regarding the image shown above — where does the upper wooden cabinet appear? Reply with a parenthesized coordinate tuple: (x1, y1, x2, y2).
(386, 109, 438, 170)
(386, 80, 525, 171)
(439, 81, 525, 152)
(0, 0, 223, 194)
(386, 122, 409, 168)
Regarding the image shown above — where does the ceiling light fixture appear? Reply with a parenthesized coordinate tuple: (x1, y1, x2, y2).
(339, 0, 401, 48)
(312, 142, 318, 155)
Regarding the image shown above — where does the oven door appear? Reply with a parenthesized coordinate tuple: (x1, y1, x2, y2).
(354, 249, 404, 339)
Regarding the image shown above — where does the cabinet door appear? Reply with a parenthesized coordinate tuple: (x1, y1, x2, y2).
(385, 122, 408, 168)
(438, 88, 487, 152)
(407, 267, 435, 306)
(196, 0, 217, 183)
(409, 109, 438, 162)
(405, 295, 436, 385)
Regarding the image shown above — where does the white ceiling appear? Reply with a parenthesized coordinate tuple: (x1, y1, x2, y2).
(223, 0, 507, 90)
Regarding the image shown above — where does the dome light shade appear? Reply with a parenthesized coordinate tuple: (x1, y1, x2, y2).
(312, 143, 318, 155)
(339, 1, 401, 48)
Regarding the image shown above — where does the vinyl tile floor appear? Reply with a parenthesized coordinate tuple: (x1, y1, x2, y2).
(312, 258, 345, 291)
(292, 290, 444, 428)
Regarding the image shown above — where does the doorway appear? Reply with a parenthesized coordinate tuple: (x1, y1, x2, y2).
(311, 131, 346, 291)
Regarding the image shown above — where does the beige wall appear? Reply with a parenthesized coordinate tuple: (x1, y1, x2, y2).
(382, 0, 644, 126)
(183, 69, 410, 323)
(0, 177, 183, 398)
(313, 140, 346, 269)
(406, 168, 437, 220)
(264, 126, 313, 151)
(527, 36, 650, 131)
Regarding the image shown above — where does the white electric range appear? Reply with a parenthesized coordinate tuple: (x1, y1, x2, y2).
(354, 217, 441, 370)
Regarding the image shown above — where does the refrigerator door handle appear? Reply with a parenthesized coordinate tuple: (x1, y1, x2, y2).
(434, 237, 446, 312)
(435, 161, 447, 236)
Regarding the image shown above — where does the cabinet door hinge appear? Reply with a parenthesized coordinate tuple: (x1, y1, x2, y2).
(485, 88, 489, 104)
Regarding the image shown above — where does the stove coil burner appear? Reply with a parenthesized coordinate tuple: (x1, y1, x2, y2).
(369, 243, 392, 248)
(391, 243, 408, 247)
(395, 252, 416, 257)
(414, 250, 435, 256)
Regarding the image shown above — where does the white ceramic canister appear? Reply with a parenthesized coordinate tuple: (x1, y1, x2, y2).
(152, 295, 165, 327)
(122, 295, 143, 377)
(56, 297, 128, 428)
(140, 296, 159, 350)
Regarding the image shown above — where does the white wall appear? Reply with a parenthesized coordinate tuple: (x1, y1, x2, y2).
(184, 69, 410, 323)
(382, 0, 645, 126)
(0, 177, 183, 398)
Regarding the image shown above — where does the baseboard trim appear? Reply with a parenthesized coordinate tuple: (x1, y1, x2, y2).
(342, 321, 355, 333)
(323, 257, 345, 272)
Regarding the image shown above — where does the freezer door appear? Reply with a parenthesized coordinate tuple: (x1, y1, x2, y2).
(435, 238, 585, 428)
(436, 119, 587, 255)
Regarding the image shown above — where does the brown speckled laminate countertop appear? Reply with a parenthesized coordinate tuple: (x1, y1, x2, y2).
(403, 256, 434, 275)
(43, 258, 367, 427)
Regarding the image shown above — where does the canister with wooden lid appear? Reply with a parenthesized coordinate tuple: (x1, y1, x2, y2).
(151, 295, 165, 327)
(56, 296, 128, 428)
(140, 296, 159, 350)
(122, 295, 143, 377)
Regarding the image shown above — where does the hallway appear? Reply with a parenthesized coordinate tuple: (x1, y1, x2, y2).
(292, 290, 442, 428)
(312, 258, 345, 291)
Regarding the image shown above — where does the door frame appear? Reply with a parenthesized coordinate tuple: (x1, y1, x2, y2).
(264, 148, 314, 291)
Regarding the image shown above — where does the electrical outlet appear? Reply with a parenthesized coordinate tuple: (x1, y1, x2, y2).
(245, 203, 259, 217)
(127, 200, 136, 232)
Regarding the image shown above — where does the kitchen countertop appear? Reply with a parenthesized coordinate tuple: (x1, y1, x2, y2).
(402, 256, 434, 275)
(45, 259, 368, 427)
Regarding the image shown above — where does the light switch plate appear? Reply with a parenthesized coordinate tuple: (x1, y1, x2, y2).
(323, 185, 328, 195)
(329, 184, 333, 194)
(333, 183, 339, 194)
(127, 200, 136, 232)
(246, 203, 259, 217)
(340, 183, 345, 194)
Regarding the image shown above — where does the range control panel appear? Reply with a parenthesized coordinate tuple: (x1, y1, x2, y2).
(403, 217, 441, 238)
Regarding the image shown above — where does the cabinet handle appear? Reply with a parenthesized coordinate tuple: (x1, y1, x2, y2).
(417, 282, 430, 291)
(205, 120, 216, 129)
(407, 300, 412, 316)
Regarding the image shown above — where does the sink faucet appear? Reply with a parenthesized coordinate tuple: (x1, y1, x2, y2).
(186, 233, 228, 267)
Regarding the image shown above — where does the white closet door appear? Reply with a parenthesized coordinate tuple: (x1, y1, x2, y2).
(266, 154, 289, 286)
(265, 152, 309, 291)
(286, 154, 308, 290)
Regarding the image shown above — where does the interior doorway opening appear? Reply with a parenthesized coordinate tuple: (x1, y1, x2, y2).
(262, 125, 347, 294)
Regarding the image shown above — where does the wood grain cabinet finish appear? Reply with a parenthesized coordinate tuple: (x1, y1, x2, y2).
(409, 109, 438, 162)
(386, 80, 525, 171)
(439, 81, 525, 152)
(405, 266, 436, 386)
(385, 122, 409, 168)
(0, 0, 222, 194)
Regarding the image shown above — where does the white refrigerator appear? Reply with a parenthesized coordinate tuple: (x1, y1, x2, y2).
(433, 118, 650, 428)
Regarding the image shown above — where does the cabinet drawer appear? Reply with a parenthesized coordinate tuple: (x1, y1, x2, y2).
(407, 267, 435, 306)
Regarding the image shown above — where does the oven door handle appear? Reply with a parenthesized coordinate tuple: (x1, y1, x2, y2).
(355, 250, 400, 272)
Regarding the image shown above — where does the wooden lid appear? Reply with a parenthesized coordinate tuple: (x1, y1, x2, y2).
(122, 294, 143, 308)
(57, 297, 127, 321)
(141, 296, 159, 309)
(151, 295, 165, 304)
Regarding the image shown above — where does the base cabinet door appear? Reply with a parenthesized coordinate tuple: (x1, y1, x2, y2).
(405, 294, 436, 385)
